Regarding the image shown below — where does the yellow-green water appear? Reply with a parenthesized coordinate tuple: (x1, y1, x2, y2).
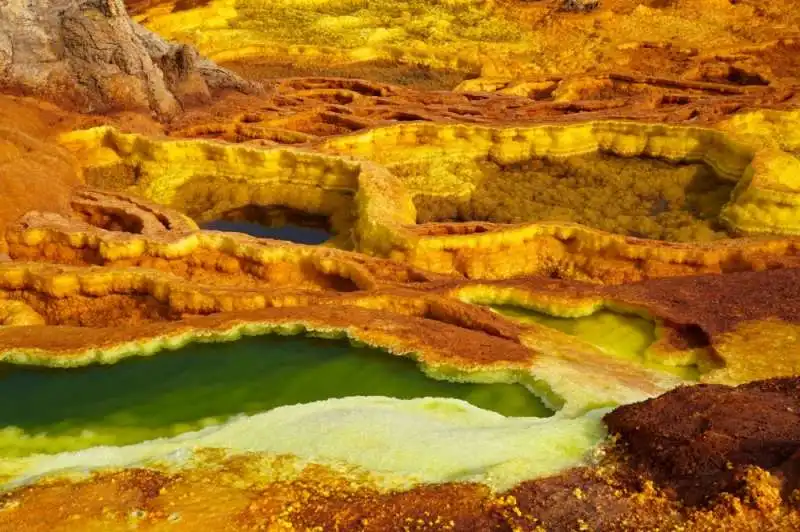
(493, 306, 700, 380)
(0, 335, 551, 457)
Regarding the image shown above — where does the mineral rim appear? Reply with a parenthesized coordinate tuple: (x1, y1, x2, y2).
(0, 0, 799, 530)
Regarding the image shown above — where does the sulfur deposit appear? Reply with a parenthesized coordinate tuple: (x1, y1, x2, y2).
(57, 118, 800, 282)
(0, 0, 799, 529)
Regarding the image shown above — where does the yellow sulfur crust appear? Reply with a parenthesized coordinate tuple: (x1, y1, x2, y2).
(59, 117, 800, 282)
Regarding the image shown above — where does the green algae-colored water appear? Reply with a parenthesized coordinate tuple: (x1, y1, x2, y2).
(492, 306, 700, 380)
(0, 335, 551, 457)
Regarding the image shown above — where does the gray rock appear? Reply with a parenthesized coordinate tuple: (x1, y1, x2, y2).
(560, 0, 600, 12)
(0, 0, 259, 118)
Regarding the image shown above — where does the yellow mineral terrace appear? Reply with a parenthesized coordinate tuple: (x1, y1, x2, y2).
(59, 117, 800, 282)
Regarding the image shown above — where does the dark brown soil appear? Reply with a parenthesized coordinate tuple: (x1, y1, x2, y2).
(604, 377, 800, 506)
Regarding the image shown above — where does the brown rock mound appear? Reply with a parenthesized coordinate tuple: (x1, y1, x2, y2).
(604, 377, 800, 506)
(0, 0, 257, 118)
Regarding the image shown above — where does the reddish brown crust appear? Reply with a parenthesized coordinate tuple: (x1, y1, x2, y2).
(604, 377, 800, 506)
(284, 483, 499, 531)
(0, 305, 534, 367)
(479, 266, 800, 350)
(248, 377, 800, 529)
(497, 468, 680, 531)
(604, 268, 800, 338)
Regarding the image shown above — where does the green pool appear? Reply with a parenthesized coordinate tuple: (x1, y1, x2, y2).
(492, 306, 700, 380)
(0, 335, 551, 457)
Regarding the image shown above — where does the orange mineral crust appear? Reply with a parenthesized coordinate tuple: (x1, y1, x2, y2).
(0, 99, 82, 246)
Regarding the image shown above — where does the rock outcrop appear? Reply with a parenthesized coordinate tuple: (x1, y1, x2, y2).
(0, 0, 257, 118)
